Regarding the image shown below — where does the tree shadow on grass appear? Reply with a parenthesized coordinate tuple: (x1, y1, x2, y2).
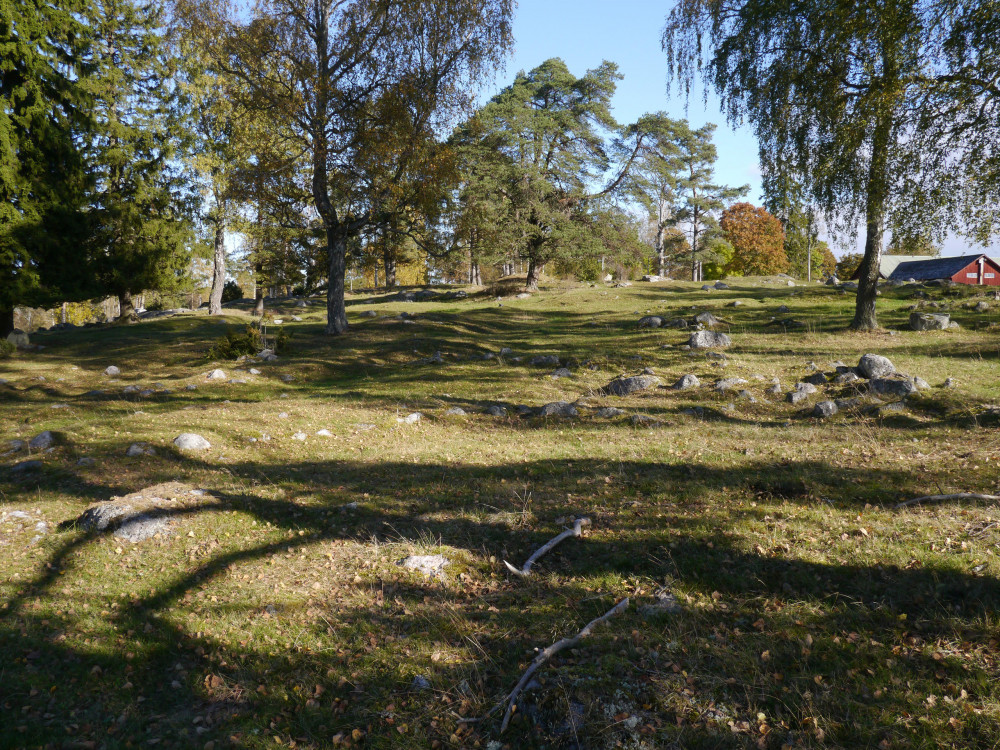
(3, 455, 1000, 746)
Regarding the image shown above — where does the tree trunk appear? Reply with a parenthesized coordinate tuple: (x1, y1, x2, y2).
(525, 258, 540, 291)
(254, 258, 265, 315)
(325, 232, 348, 334)
(851, 116, 892, 331)
(117, 291, 137, 324)
(209, 223, 226, 315)
(0, 306, 13, 337)
(383, 249, 396, 290)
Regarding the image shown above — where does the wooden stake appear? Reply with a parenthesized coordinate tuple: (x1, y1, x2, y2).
(498, 598, 629, 733)
(895, 493, 1000, 509)
(503, 518, 590, 577)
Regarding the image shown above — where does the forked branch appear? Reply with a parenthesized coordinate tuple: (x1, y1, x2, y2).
(504, 518, 591, 577)
(498, 598, 629, 732)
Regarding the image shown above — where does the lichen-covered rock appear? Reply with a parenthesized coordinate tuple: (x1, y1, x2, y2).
(595, 407, 626, 418)
(688, 330, 732, 349)
(104, 365, 121, 376)
(206, 368, 227, 380)
(715, 377, 747, 392)
(638, 316, 663, 328)
(398, 554, 449, 579)
(28, 431, 55, 450)
(530, 354, 561, 367)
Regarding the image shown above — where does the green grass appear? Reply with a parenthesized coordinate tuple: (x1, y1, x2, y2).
(1, 278, 1000, 749)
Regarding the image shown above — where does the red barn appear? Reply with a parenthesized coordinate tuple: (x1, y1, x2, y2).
(887, 254, 1000, 286)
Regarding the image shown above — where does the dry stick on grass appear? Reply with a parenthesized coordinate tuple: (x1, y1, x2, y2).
(503, 518, 591, 577)
(498, 598, 629, 733)
(895, 493, 1000, 509)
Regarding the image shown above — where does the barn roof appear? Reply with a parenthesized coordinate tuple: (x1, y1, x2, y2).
(879, 255, 935, 277)
(888, 254, 995, 281)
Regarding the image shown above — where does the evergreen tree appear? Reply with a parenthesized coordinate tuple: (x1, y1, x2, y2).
(669, 123, 748, 280)
(0, 0, 93, 333)
(84, 0, 194, 322)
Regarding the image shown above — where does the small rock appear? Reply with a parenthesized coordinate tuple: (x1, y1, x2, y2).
(29, 431, 55, 451)
(857, 354, 895, 379)
(630, 414, 665, 427)
(787, 390, 811, 405)
(315, 429, 333, 437)
(804, 372, 828, 386)
(173, 433, 211, 451)
(539, 401, 578, 418)
(714, 281, 729, 290)
(605, 375, 661, 396)
(942, 378, 956, 389)
(870, 378, 917, 399)
(445, 407, 467, 416)
(278, 412, 289, 419)
(834, 371, 861, 384)
(814, 400, 838, 418)
(595, 407, 625, 418)
(76, 457, 95, 466)
(398, 554, 450, 578)
(359, 310, 378, 318)
(125, 442, 155, 457)
(486, 405, 508, 417)
(551, 367, 572, 379)
(104, 365, 121, 376)
(292, 432, 307, 441)
(206, 369, 227, 380)
(776, 305, 790, 314)
(688, 330, 732, 349)
(398, 413, 422, 425)
(672, 374, 700, 390)
(530, 354, 561, 367)
(693, 312, 723, 327)
(11, 460, 43, 474)
(411, 675, 432, 691)
(249, 368, 261, 375)
(640, 591, 682, 618)
(279, 374, 295, 383)
(638, 315, 663, 328)
(715, 377, 748, 392)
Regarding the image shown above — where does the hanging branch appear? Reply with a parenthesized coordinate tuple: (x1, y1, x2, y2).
(497, 598, 629, 733)
(895, 493, 1000, 509)
(503, 518, 591, 577)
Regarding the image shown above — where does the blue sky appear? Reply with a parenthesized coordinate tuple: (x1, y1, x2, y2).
(477, 1, 763, 202)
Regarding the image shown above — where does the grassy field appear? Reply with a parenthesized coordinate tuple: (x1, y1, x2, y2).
(2, 277, 1000, 750)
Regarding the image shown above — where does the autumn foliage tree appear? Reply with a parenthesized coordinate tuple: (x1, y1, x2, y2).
(720, 203, 788, 276)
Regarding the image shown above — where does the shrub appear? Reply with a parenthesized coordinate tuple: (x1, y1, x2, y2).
(222, 281, 244, 303)
(0, 340, 15, 358)
(207, 321, 289, 360)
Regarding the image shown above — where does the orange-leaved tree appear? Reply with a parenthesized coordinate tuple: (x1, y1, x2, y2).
(720, 202, 788, 276)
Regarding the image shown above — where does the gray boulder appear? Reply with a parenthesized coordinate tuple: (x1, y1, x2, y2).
(104, 365, 121, 376)
(206, 368, 227, 380)
(551, 367, 573, 379)
(814, 400, 838, 418)
(605, 375, 661, 396)
(539, 401, 579, 418)
(804, 372, 828, 386)
(714, 281, 729, 290)
(974, 301, 990, 312)
(6, 330, 29, 348)
(638, 315, 663, 328)
(29, 431, 55, 450)
(173, 433, 211, 451)
(857, 354, 895, 379)
(11, 460, 43, 474)
(664, 318, 689, 329)
(688, 330, 732, 349)
(486, 405, 508, 417)
(359, 310, 378, 318)
(787, 390, 811, 405)
(672, 374, 700, 390)
(870, 378, 917, 399)
(398, 412, 422, 425)
(794, 382, 818, 394)
(834, 371, 861, 384)
(445, 407, 467, 416)
(909, 312, 950, 331)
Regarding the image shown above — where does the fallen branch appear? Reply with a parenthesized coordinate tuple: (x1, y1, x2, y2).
(503, 518, 590, 577)
(896, 493, 1000, 509)
(498, 598, 629, 733)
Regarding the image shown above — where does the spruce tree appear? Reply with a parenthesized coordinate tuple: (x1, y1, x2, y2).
(84, 0, 194, 322)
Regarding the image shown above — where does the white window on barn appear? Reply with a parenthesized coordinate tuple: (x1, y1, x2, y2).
(966, 272, 977, 278)
(986, 273, 996, 279)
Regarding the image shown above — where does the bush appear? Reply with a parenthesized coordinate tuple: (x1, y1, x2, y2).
(222, 281, 244, 303)
(208, 321, 289, 360)
(0, 340, 15, 358)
